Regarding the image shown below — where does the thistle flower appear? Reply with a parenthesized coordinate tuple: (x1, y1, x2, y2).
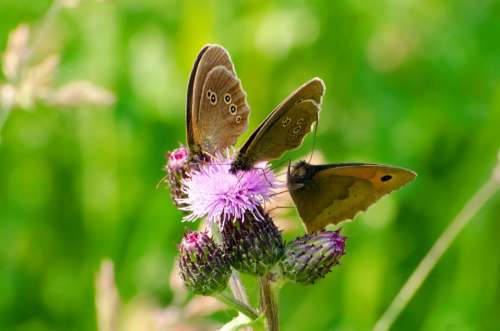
(179, 152, 277, 225)
(280, 230, 346, 284)
(165, 146, 190, 207)
(178, 231, 231, 295)
(222, 209, 284, 275)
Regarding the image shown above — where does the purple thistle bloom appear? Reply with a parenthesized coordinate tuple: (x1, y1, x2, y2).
(178, 151, 278, 225)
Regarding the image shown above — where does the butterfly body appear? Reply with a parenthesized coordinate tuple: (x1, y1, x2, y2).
(288, 161, 416, 232)
(230, 153, 255, 172)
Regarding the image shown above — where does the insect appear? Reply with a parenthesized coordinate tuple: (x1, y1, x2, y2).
(287, 161, 416, 232)
(186, 44, 250, 159)
(230, 78, 325, 172)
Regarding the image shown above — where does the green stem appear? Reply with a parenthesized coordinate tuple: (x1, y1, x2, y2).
(373, 164, 500, 331)
(259, 274, 279, 331)
(215, 291, 259, 320)
(209, 221, 254, 331)
(0, 105, 12, 140)
(210, 222, 251, 305)
(229, 270, 250, 305)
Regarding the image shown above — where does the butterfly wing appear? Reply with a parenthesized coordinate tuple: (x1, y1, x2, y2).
(186, 45, 209, 150)
(186, 44, 249, 155)
(196, 66, 249, 154)
(288, 162, 416, 232)
(232, 78, 324, 170)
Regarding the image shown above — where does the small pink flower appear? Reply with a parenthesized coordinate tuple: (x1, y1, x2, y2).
(168, 146, 189, 171)
(179, 151, 278, 225)
(181, 231, 204, 249)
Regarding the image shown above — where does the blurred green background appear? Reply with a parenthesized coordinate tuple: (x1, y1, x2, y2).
(1, 0, 500, 330)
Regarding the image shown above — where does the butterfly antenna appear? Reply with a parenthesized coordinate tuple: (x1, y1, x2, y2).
(269, 189, 292, 197)
(307, 120, 319, 164)
(266, 205, 296, 213)
(269, 186, 303, 198)
(252, 166, 277, 187)
(269, 158, 293, 172)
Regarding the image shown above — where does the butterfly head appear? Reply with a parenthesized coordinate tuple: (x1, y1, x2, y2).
(229, 153, 253, 173)
(188, 149, 212, 166)
(287, 160, 313, 186)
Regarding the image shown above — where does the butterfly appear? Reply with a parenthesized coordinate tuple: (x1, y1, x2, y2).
(230, 78, 325, 172)
(186, 44, 250, 158)
(287, 161, 416, 232)
(185, 44, 324, 169)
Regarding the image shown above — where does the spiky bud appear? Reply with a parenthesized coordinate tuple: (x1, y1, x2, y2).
(165, 146, 190, 207)
(221, 209, 284, 276)
(178, 231, 231, 295)
(280, 230, 346, 284)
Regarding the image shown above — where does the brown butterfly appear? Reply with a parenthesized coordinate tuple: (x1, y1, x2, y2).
(287, 161, 416, 232)
(186, 44, 250, 157)
(230, 78, 325, 172)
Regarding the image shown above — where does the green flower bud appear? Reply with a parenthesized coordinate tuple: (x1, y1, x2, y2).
(281, 230, 346, 284)
(165, 147, 190, 208)
(221, 209, 284, 276)
(178, 231, 231, 295)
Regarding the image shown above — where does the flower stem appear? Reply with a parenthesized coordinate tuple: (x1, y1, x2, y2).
(259, 274, 279, 331)
(215, 291, 259, 320)
(229, 270, 251, 307)
(0, 105, 12, 139)
(373, 156, 500, 331)
(209, 221, 254, 329)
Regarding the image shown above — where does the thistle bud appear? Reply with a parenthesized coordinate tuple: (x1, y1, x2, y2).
(280, 230, 346, 284)
(178, 231, 231, 295)
(165, 146, 190, 207)
(221, 209, 284, 276)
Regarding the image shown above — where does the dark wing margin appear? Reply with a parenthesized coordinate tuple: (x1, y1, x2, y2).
(186, 45, 210, 150)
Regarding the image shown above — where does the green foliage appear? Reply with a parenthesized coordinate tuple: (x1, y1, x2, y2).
(1, 1, 499, 330)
